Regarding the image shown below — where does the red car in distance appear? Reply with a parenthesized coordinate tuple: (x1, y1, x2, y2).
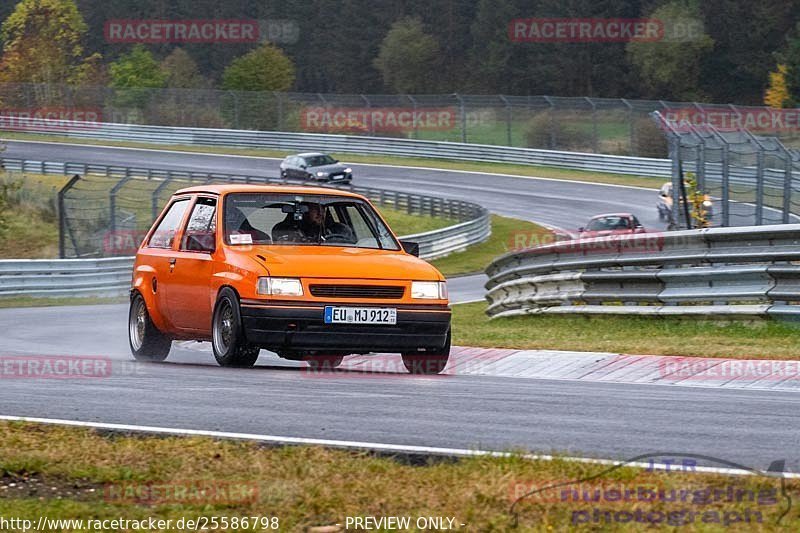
(578, 213, 646, 238)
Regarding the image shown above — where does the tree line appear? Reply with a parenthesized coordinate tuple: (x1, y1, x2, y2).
(0, 0, 799, 105)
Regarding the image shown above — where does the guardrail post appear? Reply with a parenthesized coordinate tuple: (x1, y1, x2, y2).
(58, 174, 81, 258)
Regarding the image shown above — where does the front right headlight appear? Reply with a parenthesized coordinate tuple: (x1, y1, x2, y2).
(257, 277, 303, 296)
(411, 281, 447, 299)
(316, 171, 328, 177)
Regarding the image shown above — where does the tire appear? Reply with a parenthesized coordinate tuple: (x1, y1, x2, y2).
(304, 355, 344, 371)
(212, 287, 260, 368)
(402, 328, 451, 375)
(128, 292, 171, 362)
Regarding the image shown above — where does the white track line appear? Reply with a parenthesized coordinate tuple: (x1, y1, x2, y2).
(0, 415, 795, 479)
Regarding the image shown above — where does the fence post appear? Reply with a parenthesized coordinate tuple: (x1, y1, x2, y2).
(721, 142, 730, 227)
(361, 94, 373, 136)
(275, 91, 284, 131)
(454, 93, 466, 143)
(58, 174, 81, 258)
(783, 153, 792, 224)
(543, 95, 556, 149)
(109, 175, 133, 239)
(586, 97, 598, 153)
(621, 98, 634, 156)
(407, 94, 418, 140)
(150, 173, 173, 222)
(499, 95, 512, 146)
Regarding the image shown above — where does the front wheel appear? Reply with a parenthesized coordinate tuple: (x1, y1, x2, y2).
(212, 288, 260, 368)
(402, 328, 451, 375)
(128, 292, 171, 362)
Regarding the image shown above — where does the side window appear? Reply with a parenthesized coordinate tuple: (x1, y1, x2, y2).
(181, 197, 217, 252)
(148, 199, 190, 249)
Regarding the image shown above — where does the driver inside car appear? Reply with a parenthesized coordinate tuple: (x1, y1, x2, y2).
(272, 202, 356, 243)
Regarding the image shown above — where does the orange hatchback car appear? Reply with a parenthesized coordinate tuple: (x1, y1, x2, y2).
(128, 184, 451, 374)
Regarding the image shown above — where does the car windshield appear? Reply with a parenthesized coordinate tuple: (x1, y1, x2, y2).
(304, 155, 336, 167)
(586, 216, 631, 231)
(224, 192, 399, 250)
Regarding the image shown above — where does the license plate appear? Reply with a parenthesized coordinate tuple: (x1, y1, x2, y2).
(331, 175, 343, 180)
(324, 306, 397, 325)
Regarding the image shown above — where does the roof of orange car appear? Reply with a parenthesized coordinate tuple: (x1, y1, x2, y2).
(174, 183, 364, 198)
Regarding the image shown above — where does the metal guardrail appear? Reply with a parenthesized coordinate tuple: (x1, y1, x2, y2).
(4, 118, 672, 177)
(485, 225, 800, 318)
(0, 257, 134, 298)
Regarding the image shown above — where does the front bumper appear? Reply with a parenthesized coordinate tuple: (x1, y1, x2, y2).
(240, 300, 450, 353)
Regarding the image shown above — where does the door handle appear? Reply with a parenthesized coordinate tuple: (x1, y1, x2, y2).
(169, 258, 176, 272)
(169, 258, 176, 265)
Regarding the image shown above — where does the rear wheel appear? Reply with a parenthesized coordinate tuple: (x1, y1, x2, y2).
(128, 292, 171, 362)
(402, 328, 451, 375)
(212, 288, 260, 368)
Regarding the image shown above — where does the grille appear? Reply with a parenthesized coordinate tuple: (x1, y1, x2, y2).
(309, 284, 405, 299)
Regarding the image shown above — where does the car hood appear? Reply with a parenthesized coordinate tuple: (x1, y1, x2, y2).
(242, 245, 443, 281)
(309, 163, 349, 173)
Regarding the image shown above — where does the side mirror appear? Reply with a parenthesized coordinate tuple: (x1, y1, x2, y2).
(300, 164, 307, 169)
(578, 227, 585, 232)
(400, 240, 419, 257)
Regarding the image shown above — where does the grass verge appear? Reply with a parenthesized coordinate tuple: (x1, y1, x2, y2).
(0, 421, 795, 531)
(0, 296, 127, 309)
(452, 302, 800, 360)
(432, 215, 548, 277)
(4, 132, 663, 189)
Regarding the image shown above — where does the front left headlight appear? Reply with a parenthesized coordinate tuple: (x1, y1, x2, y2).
(703, 200, 712, 207)
(411, 281, 447, 299)
(344, 167, 352, 173)
(257, 277, 304, 296)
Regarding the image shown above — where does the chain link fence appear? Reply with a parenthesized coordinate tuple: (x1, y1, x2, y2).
(0, 160, 484, 258)
(654, 111, 800, 229)
(5, 82, 800, 157)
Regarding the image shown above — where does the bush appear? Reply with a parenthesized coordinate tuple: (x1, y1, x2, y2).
(523, 113, 593, 151)
(633, 117, 668, 158)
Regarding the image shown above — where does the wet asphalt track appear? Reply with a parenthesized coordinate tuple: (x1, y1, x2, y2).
(1, 140, 797, 471)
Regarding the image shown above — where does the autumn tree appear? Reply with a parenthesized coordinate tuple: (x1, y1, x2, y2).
(764, 64, 792, 108)
(0, 0, 100, 86)
(161, 48, 208, 89)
